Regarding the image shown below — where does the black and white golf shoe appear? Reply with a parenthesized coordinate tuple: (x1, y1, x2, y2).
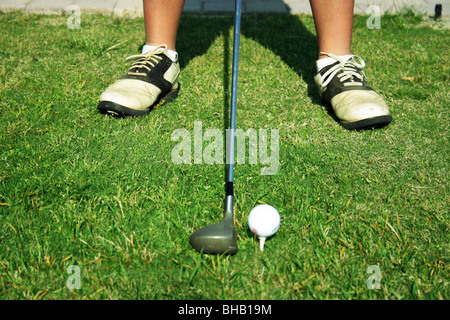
(97, 45, 180, 117)
(314, 53, 392, 130)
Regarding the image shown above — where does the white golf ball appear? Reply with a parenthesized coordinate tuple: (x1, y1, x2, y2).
(248, 204, 280, 238)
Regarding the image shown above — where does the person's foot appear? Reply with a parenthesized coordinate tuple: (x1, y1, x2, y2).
(97, 45, 180, 117)
(314, 53, 392, 130)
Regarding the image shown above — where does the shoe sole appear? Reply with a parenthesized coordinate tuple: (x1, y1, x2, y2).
(341, 114, 392, 130)
(97, 86, 179, 117)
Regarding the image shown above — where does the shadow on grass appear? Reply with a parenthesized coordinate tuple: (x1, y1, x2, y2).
(176, 13, 321, 105)
(174, 13, 321, 195)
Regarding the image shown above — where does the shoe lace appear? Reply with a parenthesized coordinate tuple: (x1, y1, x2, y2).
(125, 45, 169, 76)
(319, 52, 367, 88)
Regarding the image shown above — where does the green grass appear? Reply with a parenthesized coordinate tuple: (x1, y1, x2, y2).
(0, 11, 448, 300)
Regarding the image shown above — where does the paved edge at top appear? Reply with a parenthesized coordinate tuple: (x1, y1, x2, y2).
(0, 0, 447, 16)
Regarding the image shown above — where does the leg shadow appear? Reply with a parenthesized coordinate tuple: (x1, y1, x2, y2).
(175, 10, 322, 112)
(240, 12, 321, 105)
(176, 15, 232, 70)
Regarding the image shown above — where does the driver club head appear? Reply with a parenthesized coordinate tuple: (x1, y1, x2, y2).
(189, 218, 238, 255)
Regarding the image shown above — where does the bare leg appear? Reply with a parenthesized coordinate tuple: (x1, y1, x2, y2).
(309, 0, 354, 59)
(143, 0, 185, 51)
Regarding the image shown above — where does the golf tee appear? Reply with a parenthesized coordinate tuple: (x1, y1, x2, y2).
(259, 237, 266, 251)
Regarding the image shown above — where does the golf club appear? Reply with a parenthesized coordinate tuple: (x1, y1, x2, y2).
(189, 0, 242, 255)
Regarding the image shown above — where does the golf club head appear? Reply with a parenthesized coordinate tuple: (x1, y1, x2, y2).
(189, 219, 238, 255)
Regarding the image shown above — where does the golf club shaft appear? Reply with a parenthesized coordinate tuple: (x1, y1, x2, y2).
(188, 0, 242, 254)
(225, 0, 242, 204)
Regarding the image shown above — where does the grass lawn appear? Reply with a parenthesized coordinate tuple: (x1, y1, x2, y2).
(0, 10, 448, 300)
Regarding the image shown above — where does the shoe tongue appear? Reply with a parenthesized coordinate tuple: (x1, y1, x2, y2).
(141, 45, 178, 62)
(316, 54, 354, 71)
(142, 44, 161, 55)
(316, 57, 337, 71)
(339, 54, 354, 62)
